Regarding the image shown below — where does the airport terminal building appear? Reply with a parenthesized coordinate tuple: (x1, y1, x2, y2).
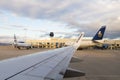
(104, 39, 120, 50)
(26, 38, 75, 48)
(26, 38, 120, 50)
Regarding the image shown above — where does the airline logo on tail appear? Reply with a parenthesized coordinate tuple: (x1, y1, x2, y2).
(92, 26, 106, 40)
(98, 31, 102, 38)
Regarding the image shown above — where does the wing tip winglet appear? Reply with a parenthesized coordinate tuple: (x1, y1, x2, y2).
(74, 32, 84, 49)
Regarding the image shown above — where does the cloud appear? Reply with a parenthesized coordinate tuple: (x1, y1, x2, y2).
(0, 36, 12, 39)
(10, 25, 26, 28)
(0, 0, 120, 22)
(0, 0, 120, 38)
(0, 10, 3, 14)
(0, 35, 13, 43)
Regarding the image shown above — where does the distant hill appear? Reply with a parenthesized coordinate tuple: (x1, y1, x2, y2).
(0, 43, 11, 46)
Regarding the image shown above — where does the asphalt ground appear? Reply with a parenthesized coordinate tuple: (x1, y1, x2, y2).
(0, 46, 120, 80)
(64, 50, 120, 80)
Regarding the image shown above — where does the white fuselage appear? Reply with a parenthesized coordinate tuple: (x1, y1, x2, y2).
(16, 43, 31, 47)
(14, 42, 32, 49)
(66, 39, 104, 48)
(79, 39, 104, 48)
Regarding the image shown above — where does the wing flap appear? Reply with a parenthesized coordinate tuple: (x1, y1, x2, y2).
(8, 75, 43, 80)
(70, 57, 83, 63)
(64, 68, 85, 78)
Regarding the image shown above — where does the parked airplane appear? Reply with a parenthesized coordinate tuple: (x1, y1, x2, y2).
(13, 34, 32, 49)
(78, 26, 106, 49)
(0, 32, 84, 80)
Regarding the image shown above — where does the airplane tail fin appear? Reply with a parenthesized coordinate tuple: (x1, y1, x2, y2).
(14, 34, 17, 43)
(92, 26, 106, 40)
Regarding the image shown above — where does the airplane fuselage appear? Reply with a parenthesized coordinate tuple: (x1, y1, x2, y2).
(14, 42, 32, 49)
(78, 39, 104, 49)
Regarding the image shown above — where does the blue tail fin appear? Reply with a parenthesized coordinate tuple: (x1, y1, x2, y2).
(92, 26, 106, 40)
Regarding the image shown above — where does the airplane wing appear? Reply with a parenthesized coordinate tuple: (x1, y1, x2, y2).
(0, 32, 84, 80)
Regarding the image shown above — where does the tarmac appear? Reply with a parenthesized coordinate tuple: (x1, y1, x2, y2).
(0, 46, 120, 80)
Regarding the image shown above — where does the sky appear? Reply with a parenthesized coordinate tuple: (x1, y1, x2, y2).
(0, 0, 120, 42)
